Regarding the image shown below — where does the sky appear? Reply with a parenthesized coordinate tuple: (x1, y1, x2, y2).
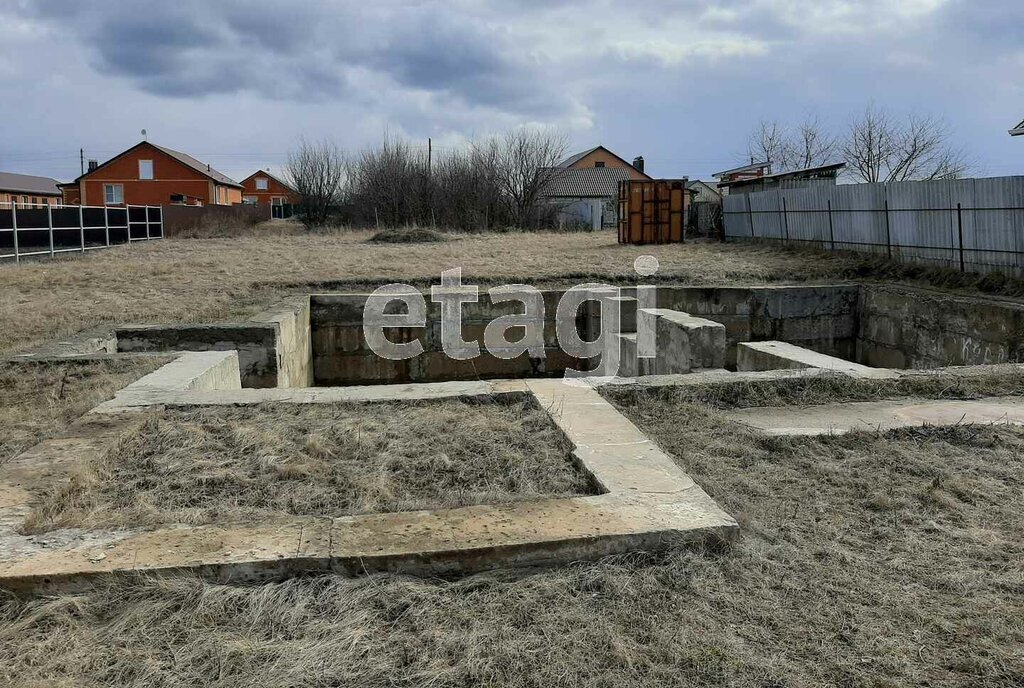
(0, 0, 1021, 183)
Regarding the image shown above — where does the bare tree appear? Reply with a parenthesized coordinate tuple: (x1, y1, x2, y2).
(746, 120, 789, 172)
(492, 129, 567, 228)
(287, 138, 346, 228)
(746, 117, 835, 172)
(790, 115, 836, 170)
(841, 105, 969, 183)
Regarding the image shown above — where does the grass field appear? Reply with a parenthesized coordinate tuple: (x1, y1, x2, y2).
(23, 396, 590, 533)
(0, 224, 898, 356)
(2, 374, 1021, 687)
(0, 358, 166, 465)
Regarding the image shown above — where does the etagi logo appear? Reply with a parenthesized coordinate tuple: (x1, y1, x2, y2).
(362, 256, 661, 384)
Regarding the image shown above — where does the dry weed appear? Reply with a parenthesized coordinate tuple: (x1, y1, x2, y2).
(23, 396, 591, 532)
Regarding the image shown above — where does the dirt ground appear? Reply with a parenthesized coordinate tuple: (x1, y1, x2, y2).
(0, 225, 888, 356)
(23, 396, 590, 533)
(2, 375, 1021, 687)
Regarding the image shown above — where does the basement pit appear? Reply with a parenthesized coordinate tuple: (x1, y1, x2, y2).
(17, 282, 1024, 388)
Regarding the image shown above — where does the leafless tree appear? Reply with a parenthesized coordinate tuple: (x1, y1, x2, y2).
(746, 117, 835, 172)
(287, 138, 346, 227)
(841, 105, 969, 183)
(746, 120, 789, 172)
(492, 129, 567, 228)
(790, 115, 836, 170)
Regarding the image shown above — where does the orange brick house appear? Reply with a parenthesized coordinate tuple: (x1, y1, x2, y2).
(67, 141, 243, 207)
(0, 172, 62, 207)
(240, 170, 299, 207)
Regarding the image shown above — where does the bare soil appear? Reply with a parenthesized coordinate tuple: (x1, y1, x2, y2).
(23, 396, 591, 532)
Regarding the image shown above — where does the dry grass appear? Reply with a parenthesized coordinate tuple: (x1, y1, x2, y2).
(0, 229, 879, 356)
(604, 365, 1024, 411)
(2, 380, 1021, 687)
(23, 396, 591, 532)
(0, 357, 166, 465)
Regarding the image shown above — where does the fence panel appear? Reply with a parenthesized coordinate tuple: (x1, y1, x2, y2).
(0, 204, 161, 262)
(722, 175, 1024, 276)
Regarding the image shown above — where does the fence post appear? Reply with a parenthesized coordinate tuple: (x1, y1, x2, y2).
(11, 203, 19, 264)
(47, 203, 54, 257)
(747, 193, 754, 238)
(104, 206, 110, 246)
(957, 202, 965, 272)
(144, 206, 151, 240)
(827, 198, 835, 251)
(782, 196, 790, 244)
(78, 205, 85, 253)
(884, 198, 892, 259)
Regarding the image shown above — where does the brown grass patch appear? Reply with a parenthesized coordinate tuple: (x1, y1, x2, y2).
(23, 396, 591, 532)
(0, 357, 166, 465)
(2, 393, 1022, 687)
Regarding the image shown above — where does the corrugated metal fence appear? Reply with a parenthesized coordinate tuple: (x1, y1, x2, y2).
(723, 176, 1024, 275)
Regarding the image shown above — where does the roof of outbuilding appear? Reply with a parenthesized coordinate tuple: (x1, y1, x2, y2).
(541, 167, 632, 198)
(712, 161, 771, 179)
(0, 172, 62, 196)
(717, 162, 846, 188)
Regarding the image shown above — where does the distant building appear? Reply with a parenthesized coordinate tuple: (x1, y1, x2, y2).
(714, 162, 846, 195)
(685, 180, 721, 204)
(711, 161, 771, 194)
(240, 170, 299, 209)
(66, 141, 243, 207)
(540, 145, 653, 229)
(556, 145, 652, 180)
(541, 167, 633, 230)
(1011, 118, 1024, 136)
(0, 172, 62, 208)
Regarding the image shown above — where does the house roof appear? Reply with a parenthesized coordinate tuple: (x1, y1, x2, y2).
(557, 146, 604, 168)
(717, 162, 846, 188)
(76, 141, 243, 188)
(556, 145, 651, 178)
(712, 161, 771, 179)
(0, 172, 62, 196)
(686, 180, 721, 197)
(541, 167, 632, 198)
(240, 169, 296, 192)
(1010, 119, 1024, 136)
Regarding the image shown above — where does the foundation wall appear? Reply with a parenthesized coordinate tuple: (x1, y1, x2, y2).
(311, 292, 591, 385)
(858, 286, 1024, 368)
(656, 285, 861, 366)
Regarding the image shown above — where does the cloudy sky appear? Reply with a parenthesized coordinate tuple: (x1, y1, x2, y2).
(0, 0, 1020, 183)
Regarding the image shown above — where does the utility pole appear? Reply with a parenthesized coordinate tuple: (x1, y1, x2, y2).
(427, 138, 432, 177)
(80, 148, 84, 176)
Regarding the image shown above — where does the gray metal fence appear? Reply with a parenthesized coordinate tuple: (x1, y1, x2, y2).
(723, 176, 1024, 275)
(0, 204, 163, 263)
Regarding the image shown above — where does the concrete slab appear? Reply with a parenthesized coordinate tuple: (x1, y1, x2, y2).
(724, 396, 1024, 436)
(736, 340, 899, 379)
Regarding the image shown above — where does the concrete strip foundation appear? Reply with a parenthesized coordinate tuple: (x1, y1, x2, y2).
(724, 396, 1024, 436)
(737, 341, 897, 378)
(0, 363, 736, 592)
